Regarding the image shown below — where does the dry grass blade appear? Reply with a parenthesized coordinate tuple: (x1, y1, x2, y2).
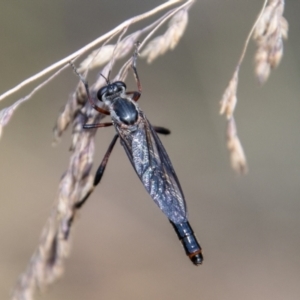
(0, 0, 183, 103)
(0, 65, 69, 139)
(253, 0, 288, 83)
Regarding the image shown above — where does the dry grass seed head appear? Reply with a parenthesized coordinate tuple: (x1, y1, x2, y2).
(13, 62, 108, 300)
(227, 117, 247, 174)
(253, 0, 288, 83)
(140, 9, 188, 63)
(53, 81, 87, 145)
(78, 31, 142, 73)
(227, 117, 248, 173)
(220, 68, 239, 119)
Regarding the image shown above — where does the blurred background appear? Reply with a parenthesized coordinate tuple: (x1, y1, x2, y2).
(0, 1, 300, 299)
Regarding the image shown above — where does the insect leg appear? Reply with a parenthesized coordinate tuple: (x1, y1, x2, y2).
(83, 81, 110, 115)
(126, 91, 141, 102)
(131, 44, 142, 93)
(153, 126, 171, 135)
(83, 122, 113, 129)
(74, 134, 119, 209)
(70, 61, 110, 115)
(170, 221, 203, 266)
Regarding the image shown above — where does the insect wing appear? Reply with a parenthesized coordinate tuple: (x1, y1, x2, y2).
(147, 118, 188, 216)
(118, 112, 187, 224)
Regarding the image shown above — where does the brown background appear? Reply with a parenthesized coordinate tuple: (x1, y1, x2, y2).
(0, 1, 300, 299)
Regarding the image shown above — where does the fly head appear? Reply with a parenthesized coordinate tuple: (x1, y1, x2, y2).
(97, 81, 127, 104)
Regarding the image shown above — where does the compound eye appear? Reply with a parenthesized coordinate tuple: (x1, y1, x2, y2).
(114, 81, 126, 91)
(97, 86, 108, 101)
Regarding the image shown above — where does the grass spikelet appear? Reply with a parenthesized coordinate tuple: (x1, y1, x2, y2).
(227, 117, 248, 174)
(140, 8, 189, 63)
(220, 68, 239, 119)
(253, 0, 288, 83)
(220, 0, 288, 173)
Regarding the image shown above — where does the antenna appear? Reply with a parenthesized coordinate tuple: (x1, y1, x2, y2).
(99, 73, 110, 84)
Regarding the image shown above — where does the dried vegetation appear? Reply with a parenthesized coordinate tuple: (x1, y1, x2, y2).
(0, 1, 288, 299)
(220, 0, 287, 173)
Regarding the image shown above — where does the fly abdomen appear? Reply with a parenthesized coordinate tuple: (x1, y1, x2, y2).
(170, 221, 203, 266)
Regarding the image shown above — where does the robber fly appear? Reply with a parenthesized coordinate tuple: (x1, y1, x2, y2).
(72, 48, 203, 266)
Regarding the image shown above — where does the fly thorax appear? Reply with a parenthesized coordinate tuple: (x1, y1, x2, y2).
(102, 92, 121, 107)
(112, 98, 138, 126)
